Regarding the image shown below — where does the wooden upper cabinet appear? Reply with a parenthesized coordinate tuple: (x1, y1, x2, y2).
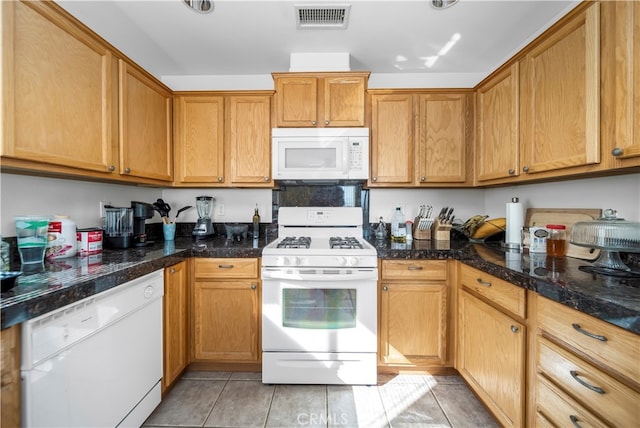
(416, 93, 471, 184)
(173, 95, 225, 184)
(119, 60, 173, 182)
(226, 95, 272, 186)
(369, 94, 414, 186)
(475, 63, 520, 183)
(519, 2, 601, 176)
(1, 1, 118, 175)
(273, 72, 368, 127)
(609, 1, 640, 168)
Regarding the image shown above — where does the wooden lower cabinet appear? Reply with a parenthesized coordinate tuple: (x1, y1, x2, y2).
(192, 258, 261, 364)
(533, 294, 640, 427)
(457, 265, 526, 428)
(378, 260, 450, 370)
(1, 325, 20, 428)
(163, 261, 188, 392)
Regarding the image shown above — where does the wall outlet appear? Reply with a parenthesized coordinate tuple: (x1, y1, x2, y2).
(216, 204, 225, 216)
(99, 200, 111, 218)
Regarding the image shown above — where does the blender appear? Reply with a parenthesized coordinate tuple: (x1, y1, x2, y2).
(193, 196, 215, 239)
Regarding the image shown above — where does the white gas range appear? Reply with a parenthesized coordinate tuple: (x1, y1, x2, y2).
(261, 207, 378, 385)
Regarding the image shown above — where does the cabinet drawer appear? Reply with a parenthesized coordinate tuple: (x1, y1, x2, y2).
(194, 258, 258, 279)
(381, 260, 447, 281)
(537, 296, 640, 382)
(536, 374, 608, 428)
(459, 264, 525, 318)
(537, 338, 640, 427)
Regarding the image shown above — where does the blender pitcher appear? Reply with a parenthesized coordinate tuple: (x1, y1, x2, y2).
(193, 196, 215, 238)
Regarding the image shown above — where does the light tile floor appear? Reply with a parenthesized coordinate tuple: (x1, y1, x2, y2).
(143, 371, 499, 428)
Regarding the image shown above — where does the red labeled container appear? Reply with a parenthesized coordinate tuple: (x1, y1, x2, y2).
(545, 224, 566, 257)
(77, 228, 103, 256)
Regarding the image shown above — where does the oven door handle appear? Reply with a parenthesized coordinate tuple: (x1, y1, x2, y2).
(261, 270, 378, 281)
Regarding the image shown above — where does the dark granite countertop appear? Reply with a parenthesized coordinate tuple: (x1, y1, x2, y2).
(2, 235, 639, 336)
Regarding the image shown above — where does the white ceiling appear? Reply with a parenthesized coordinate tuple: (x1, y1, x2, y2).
(56, 0, 580, 90)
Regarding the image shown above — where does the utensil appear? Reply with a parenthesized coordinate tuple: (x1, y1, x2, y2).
(175, 206, 192, 220)
(153, 199, 171, 218)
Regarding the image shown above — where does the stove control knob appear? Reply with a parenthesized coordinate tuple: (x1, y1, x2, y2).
(292, 257, 302, 266)
(349, 257, 360, 266)
(277, 257, 290, 266)
(336, 256, 347, 266)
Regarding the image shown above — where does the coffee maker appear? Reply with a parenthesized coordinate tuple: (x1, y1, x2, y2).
(132, 201, 155, 246)
(193, 196, 215, 239)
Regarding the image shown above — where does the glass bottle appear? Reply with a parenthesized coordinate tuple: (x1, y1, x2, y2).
(375, 217, 387, 240)
(252, 205, 260, 239)
(391, 207, 406, 243)
(546, 224, 566, 257)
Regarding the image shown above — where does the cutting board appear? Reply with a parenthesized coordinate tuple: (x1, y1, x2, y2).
(525, 208, 602, 261)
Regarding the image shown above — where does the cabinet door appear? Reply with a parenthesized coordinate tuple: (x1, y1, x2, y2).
(611, 1, 640, 167)
(193, 280, 260, 362)
(323, 75, 366, 127)
(163, 261, 188, 391)
(119, 60, 173, 182)
(226, 95, 272, 186)
(274, 76, 318, 127)
(476, 64, 520, 182)
(2, 1, 118, 175)
(458, 289, 525, 428)
(379, 282, 447, 365)
(370, 94, 414, 186)
(1, 325, 20, 428)
(416, 93, 469, 184)
(173, 95, 225, 184)
(519, 3, 600, 175)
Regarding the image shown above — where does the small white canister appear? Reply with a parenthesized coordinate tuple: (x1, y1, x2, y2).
(529, 226, 548, 253)
(46, 215, 77, 259)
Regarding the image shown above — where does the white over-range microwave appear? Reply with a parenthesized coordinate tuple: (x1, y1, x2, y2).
(272, 128, 370, 180)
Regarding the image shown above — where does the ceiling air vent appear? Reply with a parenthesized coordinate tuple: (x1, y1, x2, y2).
(295, 5, 351, 29)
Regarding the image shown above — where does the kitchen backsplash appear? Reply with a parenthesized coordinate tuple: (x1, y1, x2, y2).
(1, 173, 639, 238)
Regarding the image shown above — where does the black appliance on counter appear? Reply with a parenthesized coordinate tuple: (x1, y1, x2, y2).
(132, 201, 155, 247)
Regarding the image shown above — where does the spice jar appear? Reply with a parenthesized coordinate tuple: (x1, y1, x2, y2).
(546, 224, 566, 257)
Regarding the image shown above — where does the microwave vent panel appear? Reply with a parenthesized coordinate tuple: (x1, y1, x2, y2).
(295, 5, 351, 29)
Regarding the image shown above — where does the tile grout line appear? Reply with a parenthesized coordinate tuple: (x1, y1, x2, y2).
(262, 382, 277, 428)
(200, 376, 231, 428)
(429, 388, 455, 428)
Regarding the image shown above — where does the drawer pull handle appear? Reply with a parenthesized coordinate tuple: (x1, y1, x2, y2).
(570, 370, 605, 394)
(476, 278, 492, 287)
(569, 415, 583, 428)
(572, 323, 607, 342)
(218, 264, 234, 269)
(408, 266, 424, 271)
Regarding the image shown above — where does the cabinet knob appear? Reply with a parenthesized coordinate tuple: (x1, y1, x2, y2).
(569, 415, 583, 428)
(124, 167, 131, 174)
(420, 176, 426, 182)
(372, 177, 378, 182)
(522, 166, 529, 173)
(251, 284, 257, 290)
(612, 147, 623, 157)
(508, 169, 515, 175)
(382, 285, 388, 291)
(324, 120, 329, 125)
(170, 268, 176, 274)
(510, 325, 519, 333)
(264, 176, 270, 182)
(311, 120, 317, 125)
(108, 165, 115, 172)
(217, 177, 223, 182)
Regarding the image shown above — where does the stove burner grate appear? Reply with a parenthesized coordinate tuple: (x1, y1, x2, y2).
(329, 236, 364, 250)
(277, 236, 312, 249)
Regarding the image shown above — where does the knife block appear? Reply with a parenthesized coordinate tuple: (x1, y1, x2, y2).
(431, 218, 452, 241)
(413, 217, 432, 240)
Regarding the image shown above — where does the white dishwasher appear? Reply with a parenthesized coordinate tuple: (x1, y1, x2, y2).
(21, 270, 164, 428)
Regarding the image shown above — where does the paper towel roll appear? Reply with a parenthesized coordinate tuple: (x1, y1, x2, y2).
(505, 197, 524, 247)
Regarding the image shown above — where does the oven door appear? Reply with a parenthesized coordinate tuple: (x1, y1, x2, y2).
(262, 268, 377, 353)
